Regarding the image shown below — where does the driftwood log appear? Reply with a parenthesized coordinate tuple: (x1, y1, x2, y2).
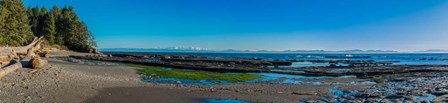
(0, 59, 22, 78)
(0, 37, 44, 55)
(0, 37, 43, 63)
(0, 36, 47, 78)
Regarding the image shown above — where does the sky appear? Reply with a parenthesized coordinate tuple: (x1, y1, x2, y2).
(23, 0, 448, 51)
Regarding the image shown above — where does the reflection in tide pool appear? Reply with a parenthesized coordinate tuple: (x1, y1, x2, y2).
(413, 94, 436, 101)
(253, 73, 331, 80)
(203, 98, 250, 103)
(289, 62, 349, 67)
(328, 69, 352, 73)
(253, 73, 375, 85)
(281, 79, 376, 85)
(269, 69, 305, 73)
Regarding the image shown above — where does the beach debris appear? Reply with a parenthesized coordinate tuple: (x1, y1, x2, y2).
(29, 56, 48, 69)
(42, 51, 51, 58)
(0, 37, 44, 56)
(0, 60, 22, 78)
(1, 37, 47, 78)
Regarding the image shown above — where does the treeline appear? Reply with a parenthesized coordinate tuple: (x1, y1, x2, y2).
(0, 0, 96, 52)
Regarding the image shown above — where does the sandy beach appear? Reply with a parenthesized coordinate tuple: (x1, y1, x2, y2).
(0, 53, 372, 103)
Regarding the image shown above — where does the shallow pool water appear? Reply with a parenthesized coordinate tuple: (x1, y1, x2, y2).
(289, 62, 350, 67)
(280, 80, 376, 85)
(270, 69, 305, 73)
(143, 75, 227, 86)
(328, 69, 352, 73)
(248, 73, 375, 85)
(254, 73, 331, 81)
(413, 94, 436, 101)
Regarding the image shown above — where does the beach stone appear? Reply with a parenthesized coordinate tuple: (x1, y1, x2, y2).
(421, 100, 430, 103)
(379, 99, 390, 103)
(342, 100, 354, 103)
(304, 100, 318, 103)
(315, 100, 327, 103)
(403, 100, 413, 103)
(395, 91, 406, 95)
(344, 96, 355, 100)
(29, 56, 48, 69)
(404, 96, 414, 101)
(386, 95, 404, 99)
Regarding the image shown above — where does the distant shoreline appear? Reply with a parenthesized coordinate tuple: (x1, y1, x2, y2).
(100, 50, 448, 54)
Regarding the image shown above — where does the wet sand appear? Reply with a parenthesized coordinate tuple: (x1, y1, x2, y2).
(0, 56, 372, 103)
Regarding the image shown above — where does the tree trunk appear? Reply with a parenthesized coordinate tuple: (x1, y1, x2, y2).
(0, 59, 22, 79)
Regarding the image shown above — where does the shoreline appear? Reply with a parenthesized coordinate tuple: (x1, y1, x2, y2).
(1, 53, 371, 103)
(2, 51, 448, 103)
(0, 59, 368, 103)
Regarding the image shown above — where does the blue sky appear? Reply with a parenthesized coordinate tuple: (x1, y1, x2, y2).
(23, 0, 448, 51)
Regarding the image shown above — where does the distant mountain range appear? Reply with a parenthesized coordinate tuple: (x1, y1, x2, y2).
(416, 49, 448, 53)
(282, 49, 397, 53)
(100, 47, 404, 53)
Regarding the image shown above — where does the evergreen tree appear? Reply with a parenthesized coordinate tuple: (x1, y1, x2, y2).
(42, 13, 56, 44)
(87, 32, 97, 48)
(51, 6, 65, 45)
(36, 6, 47, 37)
(0, 1, 6, 45)
(51, 6, 60, 15)
(29, 6, 39, 36)
(0, 0, 33, 46)
(60, 6, 89, 51)
(1, 1, 96, 51)
(56, 6, 71, 46)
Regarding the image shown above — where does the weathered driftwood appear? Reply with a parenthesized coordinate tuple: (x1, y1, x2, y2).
(29, 56, 47, 69)
(0, 36, 46, 79)
(0, 59, 22, 78)
(0, 36, 44, 55)
(0, 55, 12, 65)
(0, 37, 44, 61)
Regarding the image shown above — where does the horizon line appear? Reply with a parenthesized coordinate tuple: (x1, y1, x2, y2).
(98, 47, 448, 53)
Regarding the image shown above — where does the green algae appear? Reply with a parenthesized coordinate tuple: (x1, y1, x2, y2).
(130, 64, 262, 82)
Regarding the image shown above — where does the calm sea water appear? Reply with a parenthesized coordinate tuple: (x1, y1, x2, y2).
(103, 51, 448, 67)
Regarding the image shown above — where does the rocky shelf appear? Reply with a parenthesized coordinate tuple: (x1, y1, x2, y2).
(70, 54, 448, 79)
